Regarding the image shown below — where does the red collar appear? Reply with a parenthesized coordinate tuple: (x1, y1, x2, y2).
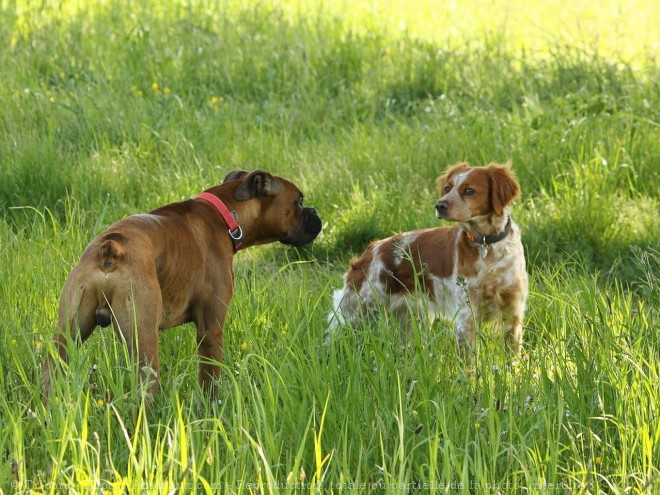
(197, 192, 243, 252)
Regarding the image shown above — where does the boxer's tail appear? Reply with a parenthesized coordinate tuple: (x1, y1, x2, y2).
(98, 233, 126, 272)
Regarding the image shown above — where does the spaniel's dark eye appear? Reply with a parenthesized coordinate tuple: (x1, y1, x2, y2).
(464, 188, 475, 196)
(444, 185, 451, 194)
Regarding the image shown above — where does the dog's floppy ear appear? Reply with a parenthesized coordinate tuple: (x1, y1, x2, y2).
(436, 162, 470, 193)
(488, 163, 521, 215)
(234, 170, 282, 201)
(223, 170, 249, 183)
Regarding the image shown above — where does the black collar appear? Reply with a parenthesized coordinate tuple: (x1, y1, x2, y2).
(464, 217, 512, 246)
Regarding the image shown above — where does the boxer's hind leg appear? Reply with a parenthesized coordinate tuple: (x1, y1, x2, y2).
(195, 307, 229, 399)
(42, 270, 99, 403)
(194, 283, 232, 399)
(110, 272, 163, 397)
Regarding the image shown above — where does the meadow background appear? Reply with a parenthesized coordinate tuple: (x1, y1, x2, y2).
(1, 0, 659, 492)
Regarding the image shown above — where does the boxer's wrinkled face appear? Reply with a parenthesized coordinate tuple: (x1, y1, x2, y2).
(278, 190, 322, 246)
(226, 170, 322, 246)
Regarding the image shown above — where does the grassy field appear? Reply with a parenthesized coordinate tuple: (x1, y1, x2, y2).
(1, 0, 659, 493)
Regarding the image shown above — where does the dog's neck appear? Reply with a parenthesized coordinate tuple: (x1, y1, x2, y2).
(207, 186, 275, 249)
(461, 211, 511, 241)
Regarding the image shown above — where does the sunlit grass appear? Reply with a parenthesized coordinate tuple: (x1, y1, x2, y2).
(8, 0, 658, 64)
(286, 0, 659, 64)
(2, 212, 660, 490)
(1, 0, 659, 492)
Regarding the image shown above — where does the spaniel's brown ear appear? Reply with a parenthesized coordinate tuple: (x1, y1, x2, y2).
(234, 170, 282, 201)
(436, 162, 470, 194)
(488, 163, 521, 215)
(223, 170, 249, 183)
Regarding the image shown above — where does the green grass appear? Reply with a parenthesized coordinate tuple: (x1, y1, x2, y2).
(1, 0, 659, 493)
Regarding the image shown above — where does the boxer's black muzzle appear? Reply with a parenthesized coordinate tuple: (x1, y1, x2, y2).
(281, 207, 322, 247)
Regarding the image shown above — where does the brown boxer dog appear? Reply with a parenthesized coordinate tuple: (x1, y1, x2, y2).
(42, 170, 322, 402)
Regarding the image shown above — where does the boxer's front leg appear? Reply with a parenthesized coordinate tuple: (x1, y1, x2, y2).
(194, 283, 232, 399)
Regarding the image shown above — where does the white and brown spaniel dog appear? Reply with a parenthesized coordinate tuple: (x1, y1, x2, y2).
(327, 162, 528, 357)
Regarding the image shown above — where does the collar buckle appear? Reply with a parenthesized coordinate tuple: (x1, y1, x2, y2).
(228, 225, 243, 251)
(196, 192, 243, 253)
